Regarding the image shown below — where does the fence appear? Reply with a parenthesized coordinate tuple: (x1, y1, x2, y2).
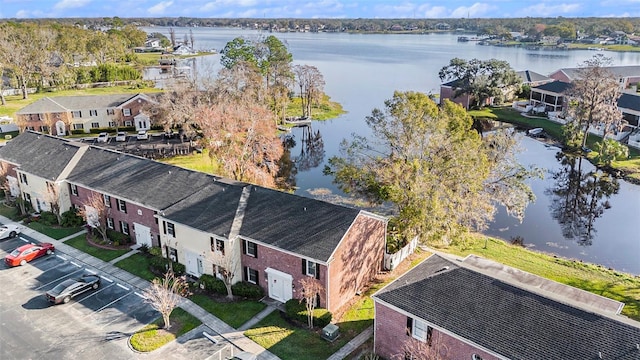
(383, 236, 418, 270)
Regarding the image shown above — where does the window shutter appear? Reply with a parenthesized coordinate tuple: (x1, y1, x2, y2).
(242, 240, 247, 255)
(163, 221, 167, 234)
(255, 270, 259, 284)
(254, 244, 258, 258)
(406, 317, 413, 336)
(302, 259, 307, 275)
(243, 267, 248, 281)
(315, 264, 320, 280)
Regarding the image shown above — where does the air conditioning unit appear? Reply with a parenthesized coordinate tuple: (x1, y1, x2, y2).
(321, 324, 339, 342)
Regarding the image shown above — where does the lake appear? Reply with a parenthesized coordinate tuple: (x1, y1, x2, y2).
(142, 27, 640, 274)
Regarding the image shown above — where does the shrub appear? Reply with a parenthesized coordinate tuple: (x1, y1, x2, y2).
(39, 211, 58, 226)
(198, 274, 227, 295)
(231, 281, 264, 299)
(284, 299, 332, 328)
(61, 209, 84, 227)
(106, 229, 131, 245)
(149, 256, 169, 273)
(148, 246, 162, 257)
(138, 244, 149, 254)
(172, 261, 186, 275)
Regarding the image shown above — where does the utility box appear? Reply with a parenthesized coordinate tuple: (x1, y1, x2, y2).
(321, 324, 340, 342)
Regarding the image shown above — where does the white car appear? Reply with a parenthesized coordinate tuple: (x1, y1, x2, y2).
(115, 131, 128, 142)
(136, 130, 149, 140)
(96, 132, 109, 143)
(0, 224, 21, 240)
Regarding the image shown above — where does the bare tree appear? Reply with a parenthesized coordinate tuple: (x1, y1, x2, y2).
(0, 162, 12, 199)
(565, 54, 622, 150)
(78, 191, 109, 242)
(298, 277, 324, 329)
(168, 27, 176, 48)
(43, 182, 61, 224)
(142, 270, 191, 329)
(293, 65, 325, 118)
(189, 29, 195, 50)
(209, 241, 237, 300)
(395, 333, 450, 360)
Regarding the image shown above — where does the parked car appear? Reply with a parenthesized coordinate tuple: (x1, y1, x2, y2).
(0, 224, 21, 240)
(4, 243, 55, 267)
(45, 274, 101, 304)
(136, 130, 149, 140)
(96, 132, 109, 143)
(115, 131, 128, 142)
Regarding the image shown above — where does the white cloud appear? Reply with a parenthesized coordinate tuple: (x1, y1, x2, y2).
(520, 3, 582, 17)
(53, 0, 91, 10)
(148, 0, 174, 15)
(450, 2, 496, 18)
(15, 9, 30, 18)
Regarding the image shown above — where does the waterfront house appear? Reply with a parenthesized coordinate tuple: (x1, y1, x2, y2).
(373, 253, 640, 360)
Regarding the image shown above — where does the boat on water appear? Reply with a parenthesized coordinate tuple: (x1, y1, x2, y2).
(284, 116, 312, 127)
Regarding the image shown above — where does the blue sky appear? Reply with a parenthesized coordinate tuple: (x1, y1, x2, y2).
(1, 0, 640, 19)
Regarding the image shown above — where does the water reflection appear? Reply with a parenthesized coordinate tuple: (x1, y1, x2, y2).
(545, 153, 620, 246)
(277, 126, 325, 191)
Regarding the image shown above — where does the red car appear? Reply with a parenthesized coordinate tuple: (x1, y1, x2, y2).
(4, 243, 55, 267)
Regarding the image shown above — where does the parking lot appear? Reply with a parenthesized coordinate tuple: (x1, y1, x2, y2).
(0, 234, 160, 359)
(79, 132, 200, 159)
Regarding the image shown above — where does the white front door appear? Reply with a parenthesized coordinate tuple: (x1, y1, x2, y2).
(133, 223, 152, 247)
(55, 120, 66, 136)
(265, 268, 293, 303)
(185, 250, 200, 277)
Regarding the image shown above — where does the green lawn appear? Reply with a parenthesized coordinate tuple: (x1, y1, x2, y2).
(114, 253, 157, 281)
(435, 235, 640, 322)
(64, 235, 131, 262)
(160, 149, 218, 174)
(189, 294, 266, 328)
(26, 222, 83, 240)
(0, 203, 22, 221)
(129, 307, 201, 352)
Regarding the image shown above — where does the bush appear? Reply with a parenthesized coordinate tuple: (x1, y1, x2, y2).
(284, 299, 332, 328)
(198, 274, 227, 295)
(138, 244, 149, 254)
(61, 209, 84, 227)
(106, 229, 131, 245)
(149, 256, 169, 273)
(148, 246, 162, 257)
(231, 281, 264, 299)
(39, 211, 58, 226)
(172, 261, 186, 275)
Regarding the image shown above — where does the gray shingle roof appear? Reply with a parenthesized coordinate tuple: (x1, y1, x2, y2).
(66, 146, 216, 210)
(559, 65, 640, 81)
(161, 182, 245, 236)
(239, 186, 361, 262)
(532, 80, 572, 94)
(618, 93, 640, 112)
(517, 70, 552, 83)
(374, 255, 640, 360)
(0, 131, 82, 181)
(16, 94, 144, 114)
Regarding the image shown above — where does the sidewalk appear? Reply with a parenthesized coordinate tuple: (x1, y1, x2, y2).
(0, 215, 280, 360)
(3, 216, 373, 360)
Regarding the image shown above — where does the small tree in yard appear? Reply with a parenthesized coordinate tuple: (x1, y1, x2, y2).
(395, 334, 450, 360)
(78, 192, 109, 242)
(210, 243, 237, 300)
(298, 277, 324, 329)
(142, 270, 191, 330)
(43, 182, 61, 225)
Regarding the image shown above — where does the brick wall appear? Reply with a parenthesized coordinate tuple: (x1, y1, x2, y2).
(70, 184, 160, 246)
(440, 86, 471, 109)
(374, 302, 499, 360)
(328, 213, 385, 312)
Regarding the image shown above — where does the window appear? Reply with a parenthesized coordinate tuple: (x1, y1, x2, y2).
(70, 184, 78, 196)
(244, 267, 258, 284)
(117, 199, 127, 213)
(107, 217, 114, 229)
(73, 124, 84, 130)
(123, 108, 131, 116)
(89, 110, 98, 116)
(108, 121, 116, 127)
(40, 126, 49, 133)
(302, 259, 320, 279)
(120, 221, 129, 235)
(471, 355, 484, 360)
(72, 110, 81, 118)
(106, 109, 115, 115)
(19, 173, 28, 185)
(211, 238, 225, 255)
(410, 318, 432, 344)
(103, 194, 111, 207)
(124, 120, 133, 127)
(164, 221, 175, 237)
(244, 240, 257, 257)
(168, 247, 178, 262)
(91, 122, 99, 128)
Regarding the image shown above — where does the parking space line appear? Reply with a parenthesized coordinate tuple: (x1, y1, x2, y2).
(19, 237, 29, 243)
(85, 269, 96, 274)
(134, 292, 147, 300)
(70, 261, 81, 268)
(100, 275, 113, 283)
(34, 268, 85, 290)
(94, 292, 133, 313)
(116, 283, 129, 291)
(56, 255, 67, 261)
(73, 283, 115, 305)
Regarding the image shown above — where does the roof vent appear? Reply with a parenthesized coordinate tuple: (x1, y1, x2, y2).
(598, 352, 602, 359)
(304, 207, 307, 211)
(435, 266, 450, 273)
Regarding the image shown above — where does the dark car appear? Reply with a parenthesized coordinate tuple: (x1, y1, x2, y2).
(45, 274, 101, 304)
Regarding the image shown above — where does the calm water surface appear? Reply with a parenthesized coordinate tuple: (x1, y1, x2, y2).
(144, 28, 640, 274)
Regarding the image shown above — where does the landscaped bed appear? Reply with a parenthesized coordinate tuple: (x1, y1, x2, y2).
(129, 307, 201, 352)
(64, 234, 131, 262)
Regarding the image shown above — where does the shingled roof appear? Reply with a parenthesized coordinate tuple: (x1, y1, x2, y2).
(239, 186, 361, 262)
(618, 93, 640, 112)
(16, 94, 151, 114)
(555, 65, 640, 82)
(532, 80, 572, 94)
(66, 146, 216, 210)
(0, 131, 83, 181)
(374, 254, 640, 360)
